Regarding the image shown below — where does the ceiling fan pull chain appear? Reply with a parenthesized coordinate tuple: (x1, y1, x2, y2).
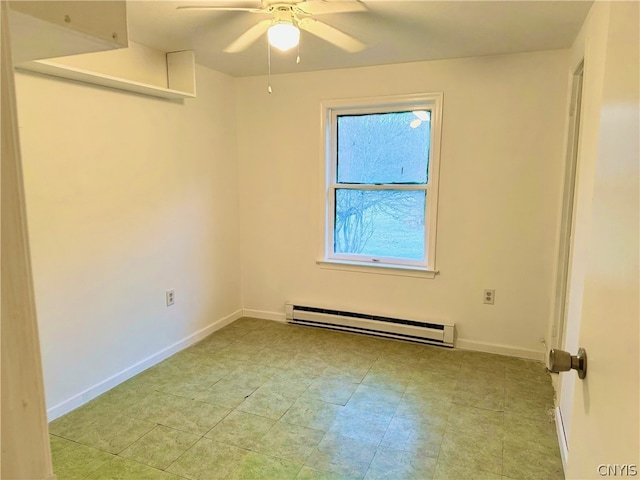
(297, 41, 301, 64)
(267, 40, 273, 93)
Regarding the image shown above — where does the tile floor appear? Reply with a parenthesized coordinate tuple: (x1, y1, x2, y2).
(49, 318, 564, 480)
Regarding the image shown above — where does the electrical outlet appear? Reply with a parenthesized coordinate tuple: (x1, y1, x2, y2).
(483, 289, 495, 305)
(166, 289, 175, 306)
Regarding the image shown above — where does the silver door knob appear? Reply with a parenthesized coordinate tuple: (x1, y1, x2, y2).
(547, 347, 587, 379)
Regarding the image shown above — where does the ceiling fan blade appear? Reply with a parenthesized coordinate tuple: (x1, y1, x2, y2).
(296, 1, 367, 15)
(223, 19, 272, 53)
(298, 18, 365, 52)
(177, 6, 264, 12)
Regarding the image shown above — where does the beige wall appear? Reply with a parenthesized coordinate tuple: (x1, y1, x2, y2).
(16, 48, 576, 417)
(15, 65, 242, 417)
(236, 50, 570, 358)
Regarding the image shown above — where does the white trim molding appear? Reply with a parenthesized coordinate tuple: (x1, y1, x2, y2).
(242, 308, 286, 323)
(555, 406, 569, 474)
(242, 309, 545, 361)
(317, 259, 438, 279)
(456, 338, 545, 361)
(46, 309, 243, 421)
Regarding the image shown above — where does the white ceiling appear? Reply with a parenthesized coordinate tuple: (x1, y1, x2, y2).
(127, 0, 592, 77)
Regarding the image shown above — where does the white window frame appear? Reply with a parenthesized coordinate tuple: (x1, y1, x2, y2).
(319, 93, 443, 277)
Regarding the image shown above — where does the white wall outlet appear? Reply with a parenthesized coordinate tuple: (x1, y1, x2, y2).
(483, 289, 495, 305)
(166, 289, 175, 306)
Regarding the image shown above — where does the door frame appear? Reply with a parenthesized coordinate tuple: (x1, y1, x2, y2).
(551, 61, 585, 470)
(552, 62, 584, 350)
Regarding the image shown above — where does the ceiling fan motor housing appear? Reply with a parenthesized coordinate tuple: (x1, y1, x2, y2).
(264, 0, 300, 8)
(271, 5, 298, 24)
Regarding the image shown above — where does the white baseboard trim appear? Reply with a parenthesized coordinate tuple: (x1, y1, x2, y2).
(242, 308, 286, 323)
(555, 406, 569, 474)
(242, 310, 543, 361)
(46, 309, 243, 421)
(456, 338, 545, 361)
(241, 309, 545, 360)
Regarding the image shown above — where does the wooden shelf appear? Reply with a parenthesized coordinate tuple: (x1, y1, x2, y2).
(18, 49, 197, 100)
(10, 1, 196, 100)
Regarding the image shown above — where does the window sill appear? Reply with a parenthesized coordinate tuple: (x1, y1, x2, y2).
(316, 259, 439, 279)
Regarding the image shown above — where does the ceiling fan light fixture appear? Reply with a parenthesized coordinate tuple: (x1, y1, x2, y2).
(268, 22, 300, 51)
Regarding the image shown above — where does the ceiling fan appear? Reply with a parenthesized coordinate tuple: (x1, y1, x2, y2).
(177, 1, 367, 54)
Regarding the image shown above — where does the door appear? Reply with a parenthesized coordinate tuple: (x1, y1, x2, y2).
(556, 2, 639, 478)
(1, 3, 56, 477)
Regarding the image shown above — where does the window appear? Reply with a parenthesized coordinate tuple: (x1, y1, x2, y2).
(321, 93, 443, 275)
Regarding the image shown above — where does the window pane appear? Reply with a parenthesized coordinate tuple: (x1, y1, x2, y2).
(337, 111, 430, 184)
(334, 189, 425, 260)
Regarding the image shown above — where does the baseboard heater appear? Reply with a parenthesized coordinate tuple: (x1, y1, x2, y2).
(285, 303, 454, 348)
